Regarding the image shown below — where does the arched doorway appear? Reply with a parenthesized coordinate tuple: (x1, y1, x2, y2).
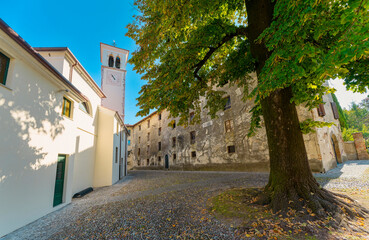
(165, 155, 169, 169)
(331, 134, 342, 164)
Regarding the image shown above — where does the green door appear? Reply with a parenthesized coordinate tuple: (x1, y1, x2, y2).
(53, 155, 66, 207)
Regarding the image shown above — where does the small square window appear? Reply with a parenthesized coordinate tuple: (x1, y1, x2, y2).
(191, 151, 196, 158)
(62, 97, 72, 118)
(0, 52, 10, 85)
(190, 131, 196, 144)
(224, 96, 231, 110)
(228, 145, 236, 153)
(189, 112, 195, 122)
(224, 120, 233, 133)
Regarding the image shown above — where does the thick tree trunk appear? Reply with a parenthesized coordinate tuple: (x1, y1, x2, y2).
(245, 0, 368, 219)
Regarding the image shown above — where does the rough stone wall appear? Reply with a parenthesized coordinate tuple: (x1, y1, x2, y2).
(127, 86, 347, 172)
(311, 93, 347, 171)
(353, 132, 369, 160)
(344, 141, 358, 160)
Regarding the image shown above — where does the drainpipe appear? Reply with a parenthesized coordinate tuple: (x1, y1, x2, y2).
(69, 62, 77, 82)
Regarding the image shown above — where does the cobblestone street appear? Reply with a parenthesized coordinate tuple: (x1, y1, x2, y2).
(3, 161, 369, 240)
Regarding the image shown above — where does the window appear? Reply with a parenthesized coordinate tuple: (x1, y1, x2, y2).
(108, 55, 114, 67)
(128, 140, 131, 146)
(158, 142, 161, 151)
(62, 97, 72, 118)
(79, 102, 90, 114)
(158, 156, 161, 163)
(189, 112, 195, 122)
(138, 148, 140, 156)
(115, 147, 118, 163)
(191, 151, 196, 158)
(115, 57, 121, 69)
(228, 145, 236, 153)
(317, 103, 326, 117)
(173, 154, 176, 162)
(147, 159, 149, 166)
(331, 102, 339, 119)
(159, 113, 162, 120)
(147, 120, 150, 128)
(173, 121, 176, 129)
(137, 159, 141, 166)
(158, 127, 161, 136)
(172, 137, 176, 147)
(190, 131, 196, 144)
(0, 52, 10, 85)
(147, 133, 150, 141)
(224, 120, 233, 133)
(147, 145, 150, 155)
(139, 125, 141, 131)
(128, 129, 131, 135)
(224, 96, 231, 110)
(138, 136, 141, 143)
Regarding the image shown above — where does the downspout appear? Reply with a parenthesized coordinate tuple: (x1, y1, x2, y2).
(69, 62, 77, 82)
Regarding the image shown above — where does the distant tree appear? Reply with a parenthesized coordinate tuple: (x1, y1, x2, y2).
(127, 0, 369, 221)
(343, 99, 369, 147)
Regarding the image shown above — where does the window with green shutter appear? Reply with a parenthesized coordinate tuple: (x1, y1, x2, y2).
(0, 52, 10, 85)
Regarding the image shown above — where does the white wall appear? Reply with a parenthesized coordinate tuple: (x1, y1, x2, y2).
(0, 35, 79, 237)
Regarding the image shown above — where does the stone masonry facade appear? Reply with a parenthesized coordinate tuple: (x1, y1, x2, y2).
(127, 84, 347, 173)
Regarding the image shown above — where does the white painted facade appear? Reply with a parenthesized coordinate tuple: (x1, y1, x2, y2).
(100, 43, 129, 121)
(0, 20, 128, 237)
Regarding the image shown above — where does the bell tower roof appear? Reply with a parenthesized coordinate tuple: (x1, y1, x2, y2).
(100, 43, 129, 71)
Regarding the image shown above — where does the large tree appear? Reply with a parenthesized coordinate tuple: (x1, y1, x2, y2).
(127, 0, 369, 220)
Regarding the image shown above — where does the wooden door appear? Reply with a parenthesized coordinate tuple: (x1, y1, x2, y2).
(53, 155, 66, 207)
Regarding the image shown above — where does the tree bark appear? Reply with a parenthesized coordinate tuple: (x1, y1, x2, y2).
(245, 0, 368, 219)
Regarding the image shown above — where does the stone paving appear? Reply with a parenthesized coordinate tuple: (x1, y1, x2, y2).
(2, 160, 369, 240)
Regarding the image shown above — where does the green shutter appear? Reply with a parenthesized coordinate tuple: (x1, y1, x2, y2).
(53, 155, 66, 207)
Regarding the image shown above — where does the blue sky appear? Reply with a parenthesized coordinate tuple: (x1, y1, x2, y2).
(1, 0, 146, 124)
(1, 1, 368, 124)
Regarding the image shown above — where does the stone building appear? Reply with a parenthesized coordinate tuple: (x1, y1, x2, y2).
(127, 82, 347, 173)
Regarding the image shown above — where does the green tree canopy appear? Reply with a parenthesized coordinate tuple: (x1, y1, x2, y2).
(127, 0, 369, 221)
(128, 0, 369, 132)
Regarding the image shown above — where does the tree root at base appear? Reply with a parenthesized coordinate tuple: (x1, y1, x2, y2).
(255, 184, 369, 233)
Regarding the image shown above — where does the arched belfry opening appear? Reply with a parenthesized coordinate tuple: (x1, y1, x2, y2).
(115, 56, 121, 69)
(331, 134, 342, 164)
(108, 55, 114, 67)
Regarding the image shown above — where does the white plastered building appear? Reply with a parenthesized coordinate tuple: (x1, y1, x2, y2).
(0, 19, 129, 237)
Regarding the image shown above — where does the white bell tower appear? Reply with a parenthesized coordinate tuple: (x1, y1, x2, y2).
(100, 43, 129, 121)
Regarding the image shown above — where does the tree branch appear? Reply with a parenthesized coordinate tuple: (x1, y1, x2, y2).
(193, 26, 248, 82)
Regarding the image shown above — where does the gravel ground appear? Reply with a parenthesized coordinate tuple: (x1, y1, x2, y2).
(3, 160, 369, 240)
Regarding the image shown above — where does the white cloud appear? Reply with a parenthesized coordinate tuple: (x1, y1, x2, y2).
(328, 79, 368, 110)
